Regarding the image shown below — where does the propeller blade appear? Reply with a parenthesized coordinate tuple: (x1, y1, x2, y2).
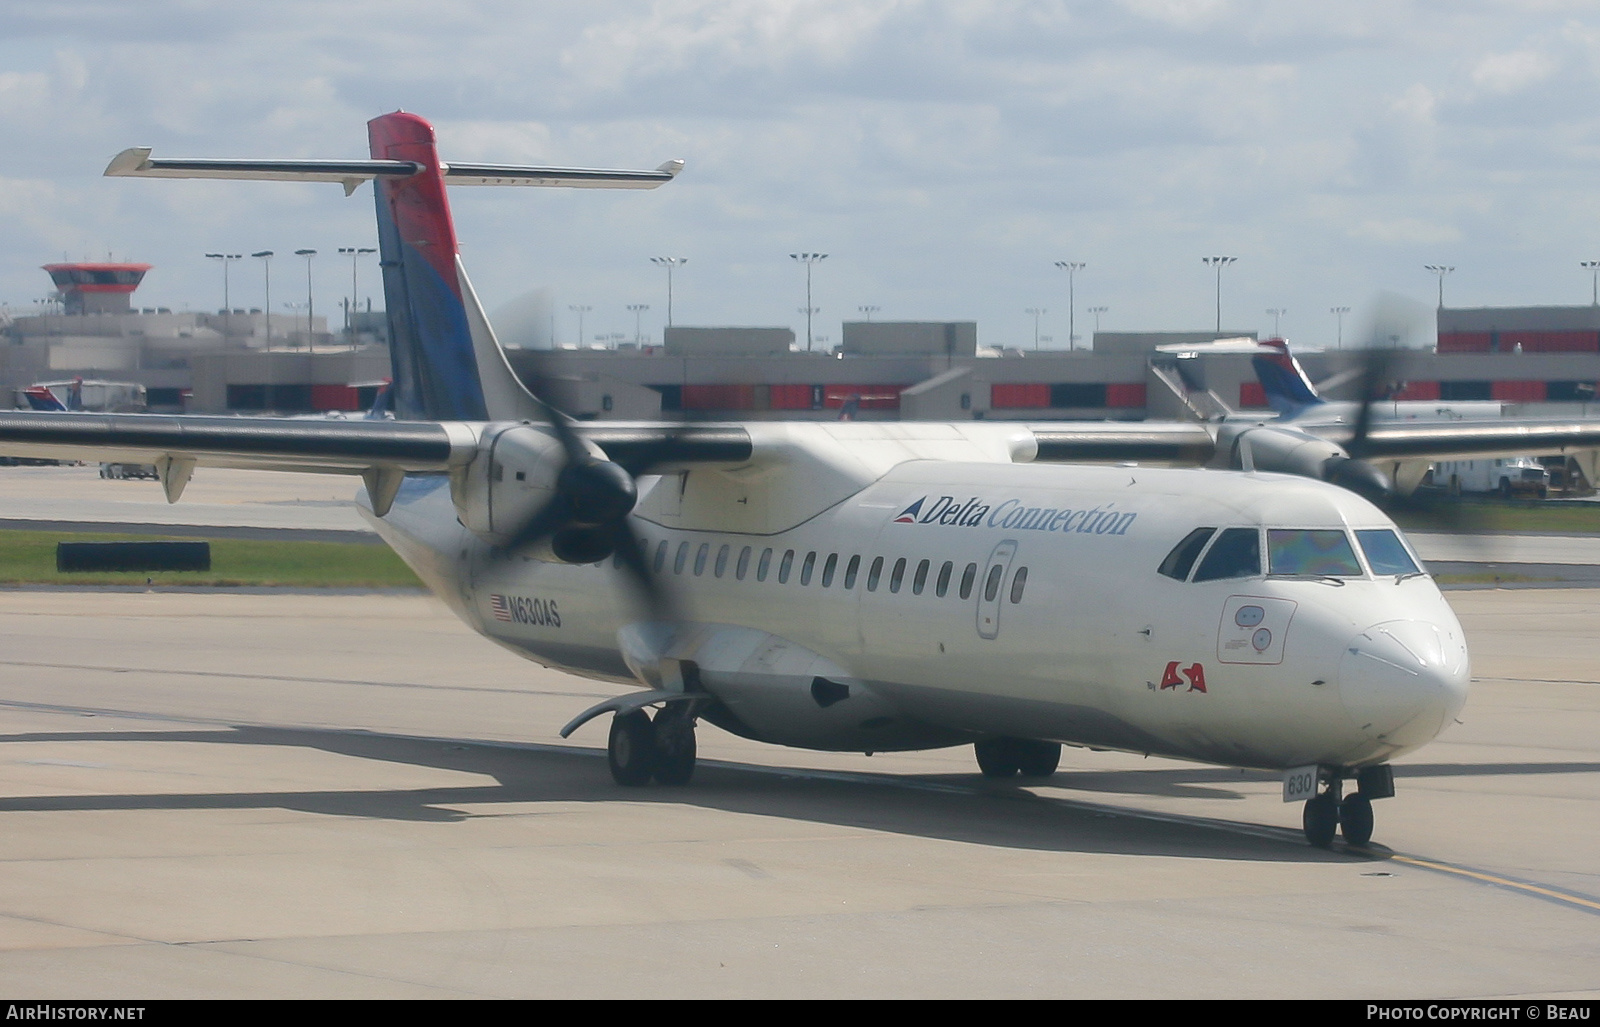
(610, 518, 674, 624)
(1345, 348, 1394, 459)
(499, 492, 571, 556)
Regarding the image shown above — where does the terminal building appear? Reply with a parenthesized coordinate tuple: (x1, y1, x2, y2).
(1, 261, 388, 413)
(511, 314, 1600, 423)
(6, 259, 1600, 422)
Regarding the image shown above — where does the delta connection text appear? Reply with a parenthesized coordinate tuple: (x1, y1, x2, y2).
(895, 495, 1138, 536)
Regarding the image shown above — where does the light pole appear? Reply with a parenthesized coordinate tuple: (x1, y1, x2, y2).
(1582, 261, 1600, 305)
(283, 302, 308, 348)
(1088, 305, 1108, 337)
(650, 257, 687, 328)
(1424, 264, 1454, 308)
(790, 252, 827, 351)
(205, 252, 242, 337)
(1025, 307, 1047, 351)
(294, 249, 316, 347)
(252, 251, 273, 345)
(1202, 256, 1237, 334)
(858, 305, 880, 322)
(1330, 306, 1350, 349)
(627, 304, 649, 345)
(338, 246, 376, 346)
(569, 305, 592, 347)
(1266, 307, 1287, 337)
(1054, 261, 1085, 350)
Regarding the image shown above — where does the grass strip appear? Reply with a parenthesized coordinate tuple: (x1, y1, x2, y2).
(0, 530, 422, 588)
(1391, 499, 1600, 535)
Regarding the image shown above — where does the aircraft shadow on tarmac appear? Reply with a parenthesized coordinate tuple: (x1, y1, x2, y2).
(0, 724, 1590, 863)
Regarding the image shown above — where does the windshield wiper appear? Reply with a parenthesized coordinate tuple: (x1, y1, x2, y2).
(1269, 573, 1347, 586)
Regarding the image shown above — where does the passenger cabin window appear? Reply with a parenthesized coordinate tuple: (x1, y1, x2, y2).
(714, 544, 730, 578)
(844, 555, 861, 589)
(983, 563, 1004, 601)
(674, 541, 690, 575)
(959, 562, 978, 599)
(1357, 529, 1422, 576)
(778, 549, 795, 584)
(800, 551, 816, 585)
(654, 540, 669, 574)
(757, 548, 773, 581)
(889, 558, 907, 593)
(821, 553, 838, 587)
(867, 556, 884, 591)
(693, 543, 710, 576)
(1193, 528, 1261, 582)
(936, 561, 953, 597)
(1268, 529, 1361, 577)
(912, 559, 930, 595)
(1009, 566, 1028, 603)
(1158, 528, 1215, 580)
(736, 546, 752, 580)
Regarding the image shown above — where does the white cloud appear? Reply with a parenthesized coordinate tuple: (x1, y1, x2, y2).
(1471, 48, 1560, 93)
(1389, 83, 1436, 123)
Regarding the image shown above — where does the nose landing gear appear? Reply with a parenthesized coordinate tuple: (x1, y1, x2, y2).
(1301, 765, 1389, 847)
(1337, 792, 1374, 847)
(1303, 787, 1340, 848)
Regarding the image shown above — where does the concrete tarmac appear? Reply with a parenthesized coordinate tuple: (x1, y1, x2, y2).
(0, 587, 1594, 999)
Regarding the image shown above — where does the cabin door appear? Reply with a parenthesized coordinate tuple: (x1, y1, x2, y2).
(976, 539, 1017, 640)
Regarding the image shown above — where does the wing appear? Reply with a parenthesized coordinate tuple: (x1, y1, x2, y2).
(0, 411, 754, 512)
(0, 411, 466, 474)
(1305, 418, 1600, 461)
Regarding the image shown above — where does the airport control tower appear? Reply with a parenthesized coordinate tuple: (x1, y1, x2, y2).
(41, 262, 152, 315)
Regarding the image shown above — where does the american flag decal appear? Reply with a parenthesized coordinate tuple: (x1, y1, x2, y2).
(490, 594, 512, 622)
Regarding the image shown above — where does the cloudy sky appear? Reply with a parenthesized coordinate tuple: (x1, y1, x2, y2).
(3, 1, 1599, 350)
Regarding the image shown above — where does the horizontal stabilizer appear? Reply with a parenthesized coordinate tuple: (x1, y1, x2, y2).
(105, 148, 682, 193)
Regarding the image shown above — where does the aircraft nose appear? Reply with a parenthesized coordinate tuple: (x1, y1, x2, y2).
(1340, 619, 1470, 749)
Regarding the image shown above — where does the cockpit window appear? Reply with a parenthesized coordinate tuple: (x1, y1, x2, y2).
(1268, 529, 1362, 576)
(1193, 528, 1261, 581)
(1356, 529, 1422, 575)
(1158, 528, 1215, 580)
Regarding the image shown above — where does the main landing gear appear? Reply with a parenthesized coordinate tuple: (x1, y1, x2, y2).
(1302, 765, 1390, 848)
(974, 737, 1062, 779)
(607, 704, 699, 787)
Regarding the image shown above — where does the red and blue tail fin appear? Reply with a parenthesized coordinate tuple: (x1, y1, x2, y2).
(368, 113, 484, 421)
(1251, 338, 1324, 418)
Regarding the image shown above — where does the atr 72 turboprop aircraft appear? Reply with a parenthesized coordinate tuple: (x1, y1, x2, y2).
(6, 112, 1600, 850)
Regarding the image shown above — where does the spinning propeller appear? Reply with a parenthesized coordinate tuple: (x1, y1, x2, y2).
(492, 363, 695, 624)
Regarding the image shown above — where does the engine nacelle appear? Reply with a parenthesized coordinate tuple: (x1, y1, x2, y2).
(1212, 423, 1393, 505)
(1213, 423, 1343, 478)
(451, 423, 572, 547)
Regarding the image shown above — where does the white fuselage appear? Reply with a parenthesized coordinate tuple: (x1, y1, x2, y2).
(364, 459, 1470, 774)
